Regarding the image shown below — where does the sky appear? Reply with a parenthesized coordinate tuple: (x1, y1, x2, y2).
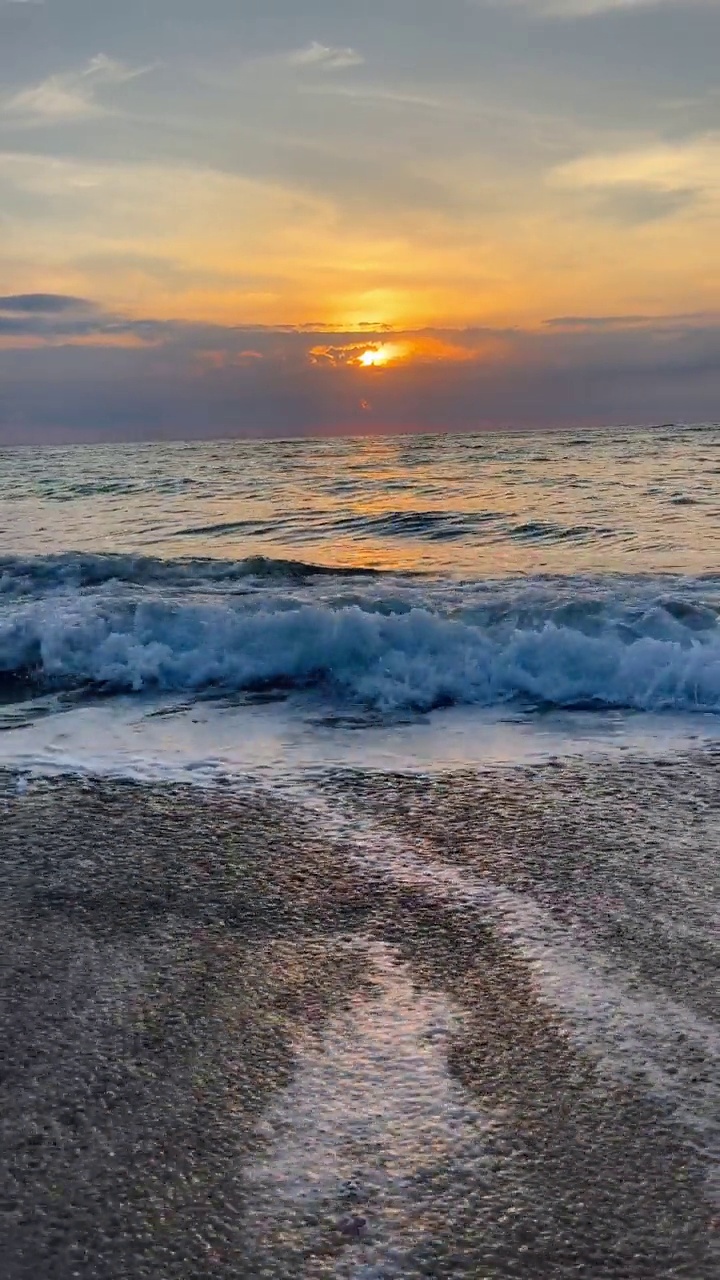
(0, 0, 719, 442)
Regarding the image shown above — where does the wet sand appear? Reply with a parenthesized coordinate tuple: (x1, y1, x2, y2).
(0, 764, 718, 1278)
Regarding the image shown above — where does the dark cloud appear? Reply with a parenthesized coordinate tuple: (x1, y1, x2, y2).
(0, 293, 94, 314)
(0, 303, 718, 443)
(544, 312, 720, 330)
(0, 300, 405, 346)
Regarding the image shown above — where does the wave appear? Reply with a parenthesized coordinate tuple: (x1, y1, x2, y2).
(0, 552, 383, 598)
(507, 520, 615, 543)
(331, 509, 500, 541)
(3, 580, 720, 712)
(170, 519, 282, 539)
(3, 476, 204, 503)
(324, 511, 618, 545)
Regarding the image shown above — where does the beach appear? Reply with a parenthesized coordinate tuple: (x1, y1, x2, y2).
(2, 758, 717, 1278)
(5, 0, 720, 1264)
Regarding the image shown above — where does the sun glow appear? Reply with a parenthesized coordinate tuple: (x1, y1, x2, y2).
(357, 342, 409, 368)
(359, 346, 391, 367)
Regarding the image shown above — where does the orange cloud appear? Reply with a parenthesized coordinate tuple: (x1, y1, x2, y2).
(406, 336, 506, 363)
(309, 333, 507, 369)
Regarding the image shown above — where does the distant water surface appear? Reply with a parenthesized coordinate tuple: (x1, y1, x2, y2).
(2, 425, 719, 575)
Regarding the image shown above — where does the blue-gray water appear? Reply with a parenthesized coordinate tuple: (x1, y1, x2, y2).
(2, 425, 720, 717)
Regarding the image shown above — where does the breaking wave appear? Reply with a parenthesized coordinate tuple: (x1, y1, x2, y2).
(2, 555, 720, 713)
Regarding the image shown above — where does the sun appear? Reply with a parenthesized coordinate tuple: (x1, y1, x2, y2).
(358, 346, 391, 367)
(357, 342, 409, 368)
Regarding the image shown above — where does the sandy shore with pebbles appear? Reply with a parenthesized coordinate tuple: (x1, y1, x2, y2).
(1, 762, 718, 1278)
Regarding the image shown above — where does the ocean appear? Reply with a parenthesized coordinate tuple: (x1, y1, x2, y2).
(2, 425, 719, 1277)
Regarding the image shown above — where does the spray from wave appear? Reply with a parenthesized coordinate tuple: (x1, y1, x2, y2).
(2, 554, 720, 713)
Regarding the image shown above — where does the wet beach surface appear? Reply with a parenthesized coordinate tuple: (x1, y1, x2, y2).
(1, 760, 718, 1278)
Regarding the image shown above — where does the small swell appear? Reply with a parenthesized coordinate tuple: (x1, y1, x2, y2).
(507, 521, 615, 544)
(170, 520, 279, 539)
(0, 551, 384, 598)
(331, 510, 500, 542)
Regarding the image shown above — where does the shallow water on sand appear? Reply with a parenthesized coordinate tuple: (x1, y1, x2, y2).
(243, 941, 498, 1278)
(2, 766, 718, 1277)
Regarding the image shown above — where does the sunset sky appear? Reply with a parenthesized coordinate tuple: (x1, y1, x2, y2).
(1, 0, 719, 441)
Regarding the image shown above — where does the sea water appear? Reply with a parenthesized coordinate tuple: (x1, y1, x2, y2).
(2, 424, 720, 780)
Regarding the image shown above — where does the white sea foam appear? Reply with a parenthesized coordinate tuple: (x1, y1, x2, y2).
(2, 566, 720, 713)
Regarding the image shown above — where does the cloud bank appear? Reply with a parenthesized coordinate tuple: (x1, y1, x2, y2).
(0, 298, 717, 443)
